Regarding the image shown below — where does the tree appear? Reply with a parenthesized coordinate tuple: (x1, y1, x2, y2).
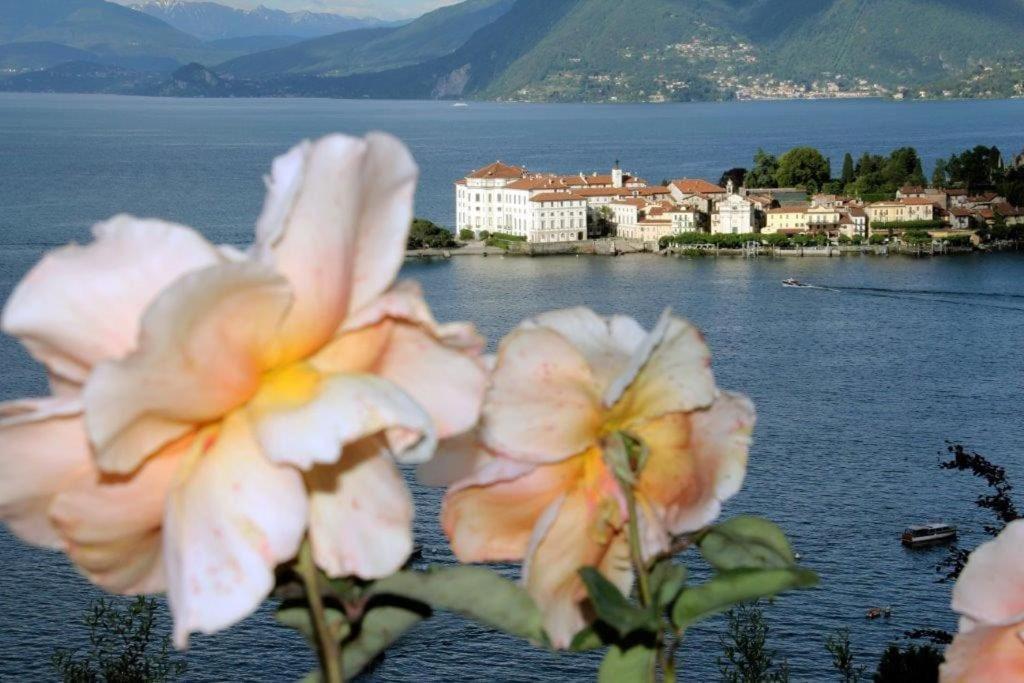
(775, 147, 831, 189)
(53, 596, 186, 683)
(718, 605, 790, 683)
(841, 152, 856, 186)
(407, 218, 458, 250)
(911, 157, 927, 187)
(931, 158, 948, 189)
(826, 629, 866, 683)
(873, 643, 942, 683)
(946, 145, 1003, 193)
(747, 148, 779, 188)
(719, 167, 748, 190)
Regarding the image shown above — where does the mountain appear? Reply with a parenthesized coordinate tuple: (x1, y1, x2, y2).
(217, 0, 515, 78)
(130, 1, 394, 41)
(762, 0, 1024, 84)
(0, 0, 234, 70)
(0, 42, 97, 71)
(3, 0, 1024, 102)
(276, 0, 1024, 101)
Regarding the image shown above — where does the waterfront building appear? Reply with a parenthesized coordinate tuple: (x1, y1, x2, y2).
(456, 160, 660, 242)
(865, 199, 936, 233)
(711, 192, 757, 234)
(764, 205, 809, 234)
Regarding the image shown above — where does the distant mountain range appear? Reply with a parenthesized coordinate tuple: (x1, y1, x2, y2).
(2, 0, 1024, 102)
(129, 0, 396, 41)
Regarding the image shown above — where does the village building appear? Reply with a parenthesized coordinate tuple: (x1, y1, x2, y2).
(764, 205, 809, 234)
(456, 161, 656, 242)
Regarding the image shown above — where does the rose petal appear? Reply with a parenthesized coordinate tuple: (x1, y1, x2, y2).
(254, 134, 417, 362)
(306, 439, 414, 579)
(417, 431, 495, 488)
(941, 623, 1024, 683)
(377, 322, 486, 439)
(51, 436, 188, 594)
(1, 216, 221, 383)
(634, 392, 755, 536)
(0, 397, 90, 548)
(523, 490, 630, 649)
(164, 411, 307, 649)
(953, 520, 1024, 627)
(443, 456, 581, 563)
(482, 327, 601, 463)
(249, 370, 436, 471)
(343, 280, 485, 354)
(85, 262, 293, 474)
(525, 307, 646, 392)
(606, 315, 718, 430)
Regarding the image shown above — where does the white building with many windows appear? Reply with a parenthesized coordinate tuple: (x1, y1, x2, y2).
(456, 161, 662, 242)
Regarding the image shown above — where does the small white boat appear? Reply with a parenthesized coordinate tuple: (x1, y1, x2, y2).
(901, 523, 957, 548)
(782, 278, 808, 288)
(452, 102, 469, 108)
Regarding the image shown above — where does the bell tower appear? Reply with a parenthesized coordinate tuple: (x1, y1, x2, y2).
(612, 160, 624, 188)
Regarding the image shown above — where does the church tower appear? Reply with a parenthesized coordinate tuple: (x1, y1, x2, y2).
(612, 160, 624, 188)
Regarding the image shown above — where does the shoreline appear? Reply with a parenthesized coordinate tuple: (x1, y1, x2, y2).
(405, 241, 1016, 260)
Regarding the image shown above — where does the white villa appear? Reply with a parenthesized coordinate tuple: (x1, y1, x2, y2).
(455, 161, 658, 243)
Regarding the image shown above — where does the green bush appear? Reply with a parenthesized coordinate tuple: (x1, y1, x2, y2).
(458, 228, 475, 241)
(407, 218, 458, 250)
(484, 231, 527, 249)
(901, 230, 933, 244)
(53, 596, 186, 683)
(869, 233, 888, 245)
(870, 219, 944, 231)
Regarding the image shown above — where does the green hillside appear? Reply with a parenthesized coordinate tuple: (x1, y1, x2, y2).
(216, 0, 515, 78)
(765, 0, 1024, 84)
(478, 0, 741, 101)
(0, 0, 248, 69)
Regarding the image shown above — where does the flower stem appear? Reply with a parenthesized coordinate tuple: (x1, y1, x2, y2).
(298, 542, 343, 683)
(625, 486, 652, 607)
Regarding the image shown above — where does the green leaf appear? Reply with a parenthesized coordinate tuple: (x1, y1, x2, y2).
(275, 605, 348, 645)
(598, 644, 657, 683)
(569, 626, 604, 651)
(699, 516, 798, 571)
(370, 566, 546, 643)
(578, 567, 660, 638)
(671, 568, 818, 628)
(339, 604, 425, 679)
(649, 560, 687, 608)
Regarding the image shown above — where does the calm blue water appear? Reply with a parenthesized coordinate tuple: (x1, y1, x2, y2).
(1, 93, 1024, 681)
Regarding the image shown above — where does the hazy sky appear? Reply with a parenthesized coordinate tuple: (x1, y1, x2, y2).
(119, 0, 460, 19)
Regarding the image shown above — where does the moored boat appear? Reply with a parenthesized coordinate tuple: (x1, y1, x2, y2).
(901, 523, 957, 547)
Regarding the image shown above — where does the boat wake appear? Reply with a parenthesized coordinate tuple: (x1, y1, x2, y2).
(821, 285, 1024, 313)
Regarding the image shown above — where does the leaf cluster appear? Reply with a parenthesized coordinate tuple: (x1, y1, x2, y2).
(276, 564, 546, 679)
(575, 516, 817, 682)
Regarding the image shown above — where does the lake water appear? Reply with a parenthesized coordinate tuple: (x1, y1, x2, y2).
(1, 93, 1024, 681)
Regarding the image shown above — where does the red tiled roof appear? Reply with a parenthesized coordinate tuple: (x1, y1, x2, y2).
(467, 161, 526, 180)
(670, 179, 727, 195)
(901, 198, 939, 206)
(530, 192, 585, 203)
(767, 205, 808, 214)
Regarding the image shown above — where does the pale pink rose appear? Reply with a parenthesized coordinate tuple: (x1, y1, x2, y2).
(941, 520, 1024, 682)
(0, 134, 486, 647)
(440, 307, 754, 647)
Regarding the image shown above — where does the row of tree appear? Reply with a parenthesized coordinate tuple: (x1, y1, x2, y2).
(719, 144, 1024, 203)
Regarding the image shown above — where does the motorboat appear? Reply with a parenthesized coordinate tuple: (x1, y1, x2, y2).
(866, 607, 893, 620)
(901, 523, 957, 548)
(782, 278, 809, 287)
